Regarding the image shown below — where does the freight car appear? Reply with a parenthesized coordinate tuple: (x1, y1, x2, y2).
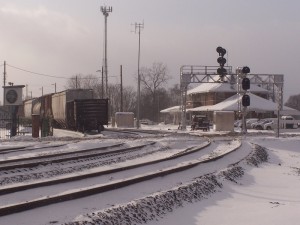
(51, 89, 108, 132)
(66, 99, 108, 132)
(21, 89, 109, 133)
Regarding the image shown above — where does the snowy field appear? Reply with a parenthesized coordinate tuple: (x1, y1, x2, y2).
(0, 125, 300, 225)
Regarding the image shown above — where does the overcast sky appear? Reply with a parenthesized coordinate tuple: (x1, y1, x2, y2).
(0, 0, 299, 102)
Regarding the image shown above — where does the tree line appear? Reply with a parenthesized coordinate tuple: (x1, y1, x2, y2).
(65, 62, 180, 122)
(65, 61, 300, 122)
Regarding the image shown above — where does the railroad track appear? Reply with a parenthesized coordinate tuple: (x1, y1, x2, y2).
(0, 138, 243, 217)
(0, 143, 69, 155)
(0, 140, 209, 194)
(0, 142, 160, 185)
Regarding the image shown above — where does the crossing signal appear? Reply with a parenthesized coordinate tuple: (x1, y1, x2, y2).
(242, 94, 250, 107)
(216, 46, 227, 78)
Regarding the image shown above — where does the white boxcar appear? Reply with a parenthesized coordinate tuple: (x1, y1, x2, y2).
(23, 99, 37, 118)
(51, 89, 94, 128)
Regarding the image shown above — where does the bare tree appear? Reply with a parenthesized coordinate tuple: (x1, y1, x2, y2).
(107, 84, 137, 117)
(65, 74, 103, 98)
(285, 94, 300, 110)
(139, 62, 171, 121)
(168, 84, 181, 106)
(65, 74, 84, 89)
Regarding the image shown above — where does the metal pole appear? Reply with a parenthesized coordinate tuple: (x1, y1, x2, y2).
(137, 26, 141, 128)
(100, 6, 112, 98)
(120, 65, 123, 112)
(134, 22, 144, 129)
(104, 14, 108, 97)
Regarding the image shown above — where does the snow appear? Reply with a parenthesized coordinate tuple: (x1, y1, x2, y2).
(0, 126, 300, 225)
(188, 92, 300, 113)
(187, 82, 269, 95)
(146, 136, 300, 225)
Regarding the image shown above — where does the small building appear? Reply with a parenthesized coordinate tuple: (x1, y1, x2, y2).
(115, 112, 134, 128)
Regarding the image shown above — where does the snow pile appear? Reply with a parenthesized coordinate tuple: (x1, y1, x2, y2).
(64, 144, 268, 225)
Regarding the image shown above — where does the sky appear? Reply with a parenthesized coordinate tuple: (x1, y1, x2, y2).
(0, 0, 299, 102)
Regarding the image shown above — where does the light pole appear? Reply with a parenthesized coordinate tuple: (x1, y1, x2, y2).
(100, 6, 112, 98)
(134, 22, 144, 129)
(96, 68, 104, 98)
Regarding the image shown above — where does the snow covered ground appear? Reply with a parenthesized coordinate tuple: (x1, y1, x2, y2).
(0, 125, 300, 225)
(145, 135, 300, 225)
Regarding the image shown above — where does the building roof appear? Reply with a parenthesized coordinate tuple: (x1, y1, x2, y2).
(160, 105, 181, 113)
(187, 82, 269, 95)
(188, 93, 300, 115)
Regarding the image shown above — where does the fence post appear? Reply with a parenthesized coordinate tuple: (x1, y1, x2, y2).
(32, 114, 40, 138)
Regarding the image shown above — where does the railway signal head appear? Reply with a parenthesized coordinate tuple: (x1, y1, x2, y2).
(216, 46, 226, 57)
(217, 57, 227, 66)
(242, 94, 250, 107)
(242, 66, 250, 74)
(242, 77, 250, 90)
(216, 46, 227, 78)
(217, 67, 227, 76)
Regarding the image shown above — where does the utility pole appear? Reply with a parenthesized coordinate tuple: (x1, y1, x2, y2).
(96, 67, 104, 98)
(101, 66, 104, 98)
(120, 65, 123, 112)
(3, 61, 6, 87)
(52, 83, 57, 93)
(26, 84, 28, 99)
(100, 5, 112, 98)
(3, 61, 6, 105)
(134, 22, 144, 129)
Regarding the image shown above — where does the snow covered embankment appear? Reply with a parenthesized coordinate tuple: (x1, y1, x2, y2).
(64, 144, 268, 225)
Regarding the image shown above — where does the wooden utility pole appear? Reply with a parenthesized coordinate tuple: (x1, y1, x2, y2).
(3, 61, 6, 87)
(120, 65, 123, 112)
(101, 66, 104, 98)
(3, 61, 6, 105)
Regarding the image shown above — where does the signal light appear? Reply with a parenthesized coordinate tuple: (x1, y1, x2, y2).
(242, 78, 250, 90)
(216, 46, 227, 78)
(242, 94, 250, 107)
(217, 57, 226, 66)
(242, 66, 250, 74)
(216, 46, 226, 57)
(217, 67, 227, 76)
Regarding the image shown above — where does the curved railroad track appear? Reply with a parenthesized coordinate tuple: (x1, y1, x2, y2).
(0, 137, 242, 217)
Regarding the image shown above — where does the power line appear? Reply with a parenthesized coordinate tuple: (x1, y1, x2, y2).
(7, 64, 69, 79)
(6, 63, 102, 80)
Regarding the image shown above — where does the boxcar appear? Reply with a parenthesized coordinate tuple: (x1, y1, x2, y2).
(51, 89, 94, 128)
(66, 99, 108, 132)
